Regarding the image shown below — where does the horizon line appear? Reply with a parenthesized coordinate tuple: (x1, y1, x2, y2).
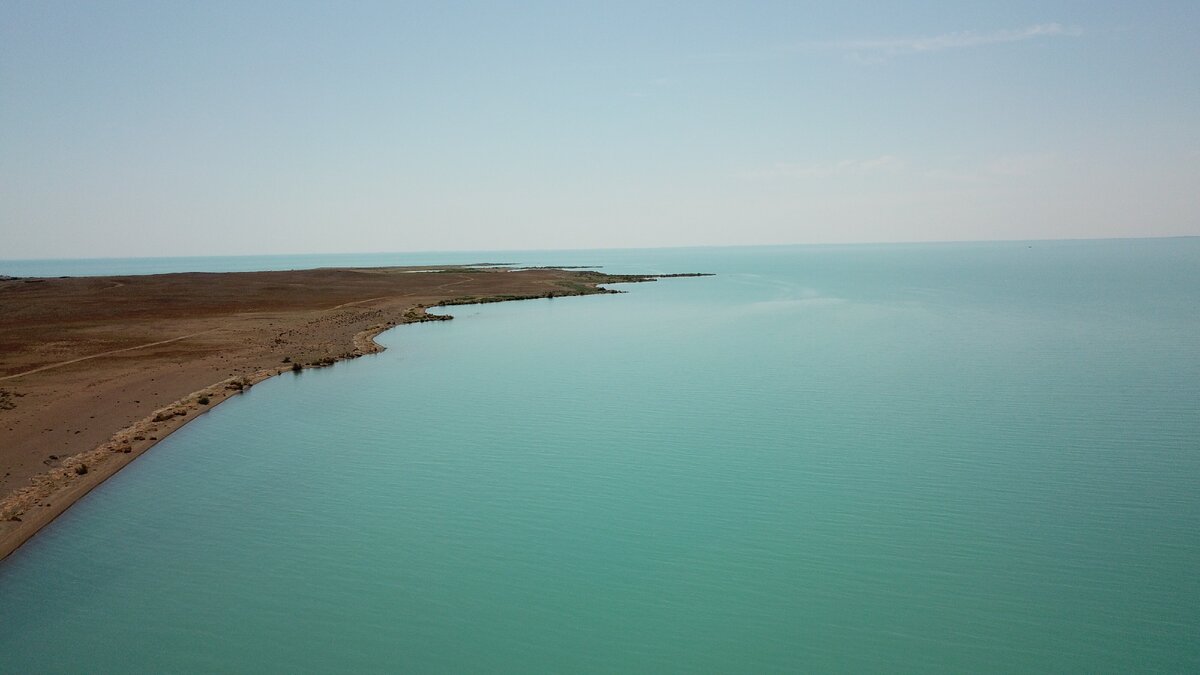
(2, 233, 1197, 264)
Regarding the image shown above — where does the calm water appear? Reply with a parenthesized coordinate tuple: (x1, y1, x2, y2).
(1, 240, 1198, 672)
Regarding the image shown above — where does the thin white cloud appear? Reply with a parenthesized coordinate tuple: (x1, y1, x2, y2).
(819, 23, 1081, 59)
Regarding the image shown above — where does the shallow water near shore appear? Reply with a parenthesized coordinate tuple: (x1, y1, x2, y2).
(2, 240, 1199, 672)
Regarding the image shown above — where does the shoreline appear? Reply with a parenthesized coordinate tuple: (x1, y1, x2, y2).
(0, 270, 708, 561)
(0, 310, 413, 561)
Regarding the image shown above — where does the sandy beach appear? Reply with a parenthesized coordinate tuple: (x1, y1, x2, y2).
(0, 265, 684, 560)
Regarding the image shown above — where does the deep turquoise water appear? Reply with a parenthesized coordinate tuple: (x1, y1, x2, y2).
(1, 239, 1198, 672)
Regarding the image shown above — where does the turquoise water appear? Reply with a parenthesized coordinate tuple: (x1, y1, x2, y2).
(1, 239, 1199, 672)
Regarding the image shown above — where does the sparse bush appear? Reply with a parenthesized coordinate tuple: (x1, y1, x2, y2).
(75, 464, 88, 475)
(292, 362, 303, 372)
(198, 396, 210, 405)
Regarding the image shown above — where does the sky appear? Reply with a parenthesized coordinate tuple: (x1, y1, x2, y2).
(2, 1, 1198, 258)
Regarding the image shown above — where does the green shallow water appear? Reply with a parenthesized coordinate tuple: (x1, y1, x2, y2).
(2, 240, 1199, 672)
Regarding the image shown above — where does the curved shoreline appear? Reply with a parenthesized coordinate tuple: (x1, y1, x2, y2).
(0, 273, 708, 562)
(0, 309, 425, 561)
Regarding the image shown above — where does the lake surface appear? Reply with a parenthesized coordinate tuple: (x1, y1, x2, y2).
(2, 240, 1198, 672)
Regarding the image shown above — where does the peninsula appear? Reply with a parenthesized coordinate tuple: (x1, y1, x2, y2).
(0, 265, 706, 560)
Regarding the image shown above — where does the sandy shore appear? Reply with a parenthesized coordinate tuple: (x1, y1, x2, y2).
(0, 265, 697, 561)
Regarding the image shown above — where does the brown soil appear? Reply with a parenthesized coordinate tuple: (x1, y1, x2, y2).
(0, 265, 673, 560)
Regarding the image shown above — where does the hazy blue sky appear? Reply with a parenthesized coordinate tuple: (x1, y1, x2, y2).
(2, 1, 1198, 258)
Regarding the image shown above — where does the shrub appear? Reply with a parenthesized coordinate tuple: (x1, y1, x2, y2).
(198, 396, 210, 405)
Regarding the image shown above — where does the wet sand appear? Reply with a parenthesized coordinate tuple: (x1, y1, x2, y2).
(0, 265, 678, 560)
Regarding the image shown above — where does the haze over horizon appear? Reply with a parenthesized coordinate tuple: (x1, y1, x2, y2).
(3, 2, 1198, 259)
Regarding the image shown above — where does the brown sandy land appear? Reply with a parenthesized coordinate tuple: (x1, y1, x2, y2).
(0, 265, 701, 560)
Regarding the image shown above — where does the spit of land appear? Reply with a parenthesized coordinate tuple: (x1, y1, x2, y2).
(0, 265, 704, 560)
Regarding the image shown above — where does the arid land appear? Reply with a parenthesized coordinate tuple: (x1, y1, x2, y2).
(0, 265, 704, 560)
